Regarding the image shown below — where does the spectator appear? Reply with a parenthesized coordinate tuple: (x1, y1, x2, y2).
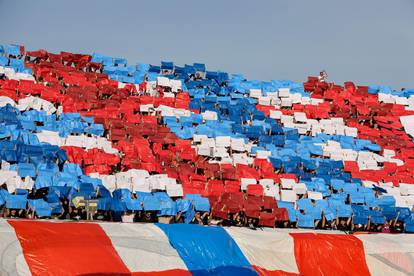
(121, 211, 135, 223)
(382, 222, 391, 233)
(191, 212, 209, 225)
(318, 70, 328, 82)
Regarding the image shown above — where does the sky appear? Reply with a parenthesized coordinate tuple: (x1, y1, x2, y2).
(1, 0, 413, 89)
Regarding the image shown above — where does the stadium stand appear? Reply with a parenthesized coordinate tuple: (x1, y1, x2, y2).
(1, 43, 414, 233)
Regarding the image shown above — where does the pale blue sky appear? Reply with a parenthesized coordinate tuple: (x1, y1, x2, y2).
(1, 0, 413, 89)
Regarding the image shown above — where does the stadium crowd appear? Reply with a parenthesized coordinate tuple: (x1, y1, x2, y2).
(1, 43, 414, 233)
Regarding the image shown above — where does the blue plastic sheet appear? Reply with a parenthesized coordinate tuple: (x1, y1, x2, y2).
(157, 224, 256, 275)
(6, 195, 27, 209)
(143, 196, 161, 211)
(29, 199, 52, 217)
(125, 199, 143, 211)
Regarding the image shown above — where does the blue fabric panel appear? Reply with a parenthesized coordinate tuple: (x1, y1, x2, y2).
(193, 197, 210, 212)
(125, 199, 143, 211)
(112, 189, 132, 200)
(143, 196, 161, 211)
(15, 189, 28, 195)
(297, 213, 315, 228)
(371, 215, 386, 225)
(406, 221, 414, 233)
(6, 195, 27, 209)
(176, 199, 192, 213)
(29, 199, 52, 217)
(337, 204, 353, 218)
(6, 44, 21, 56)
(159, 200, 177, 216)
(350, 193, 365, 204)
(0, 56, 7, 66)
(323, 208, 336, 221)
(98, 198, 111, 211)
(18, 163, 36, 178)
(110, 199, 126, 212)
(353, 216, 368, 225)
(157, 224, 256, 275)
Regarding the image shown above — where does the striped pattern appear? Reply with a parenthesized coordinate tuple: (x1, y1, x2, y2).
(1, 219, 413, 276)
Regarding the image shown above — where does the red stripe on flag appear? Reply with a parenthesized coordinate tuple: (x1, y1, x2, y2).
(290, 233, 370, 276)
(9, 220, 130, 276)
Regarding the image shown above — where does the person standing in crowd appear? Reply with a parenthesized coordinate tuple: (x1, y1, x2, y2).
(318, 70, 328, 82)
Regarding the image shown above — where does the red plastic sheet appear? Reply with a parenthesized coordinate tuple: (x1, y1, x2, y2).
(290, 233, 371, 276)
(9, 220, 130, 276)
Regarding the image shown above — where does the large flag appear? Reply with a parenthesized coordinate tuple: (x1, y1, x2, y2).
(1, 220, 413, 276)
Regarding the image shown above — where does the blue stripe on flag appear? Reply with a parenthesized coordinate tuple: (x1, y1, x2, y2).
(157, 224, 257, 276)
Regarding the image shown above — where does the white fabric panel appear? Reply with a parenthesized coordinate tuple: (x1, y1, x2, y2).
(378, 93, 395, 104)
(281, 189, 296, 202)
(294, 112, 307, 123)
(320, 140, 403, 169)
(90, 174, 116, 192)
(157, 76, 171, 87)
(400, 115, 414, 138)
(133, 181, 152, 193)
(0, 170, 24, 193)
(0, 95, 56, 115)
(307, 191, 323, 200)
(157, 105, 191, 117)
(264, 185, 280, 199)
(241, 178, 257, 191)
(357, 234, 414, 276)
(259, 179, 274, 186)
(294, 183, 307, 195)
(256, 150, 271, 159)
(140, 104, 154, 113)
(17, 96, 56, 115)
(278, 88, 290, 97)
(193, 134, 207, 143)
(270, 110, 282, 119)
(94, 170, 183, 193)
(36, 131, 119, 154)
(226, 227, 299, 274)
(215, 136, 231, 147)
(249, 89, 262, 99)
(280, 178, 296, 189)
(166, 184, 184, 197)
(399, 183, 414, 196)
(0, 220, 31, 276)
(170, 79, 182, 92)
(100, 223, 188, 272)
(201, 111, 218, 121)
(0, 96, 17, 107)
(0, 66, 35, 81)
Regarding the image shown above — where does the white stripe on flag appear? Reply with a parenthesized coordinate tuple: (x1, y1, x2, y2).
(100, 223, 188, 273)
(0, 220, 31, 276)
(357, 233, 414, 276)
(226, 227, 300, 274)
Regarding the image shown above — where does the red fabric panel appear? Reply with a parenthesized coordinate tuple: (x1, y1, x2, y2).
(9, 220, 130, 276)
(290, 233, 370, 276)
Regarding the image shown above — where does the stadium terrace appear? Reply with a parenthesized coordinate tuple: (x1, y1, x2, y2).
(0, 43, 414, 234)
